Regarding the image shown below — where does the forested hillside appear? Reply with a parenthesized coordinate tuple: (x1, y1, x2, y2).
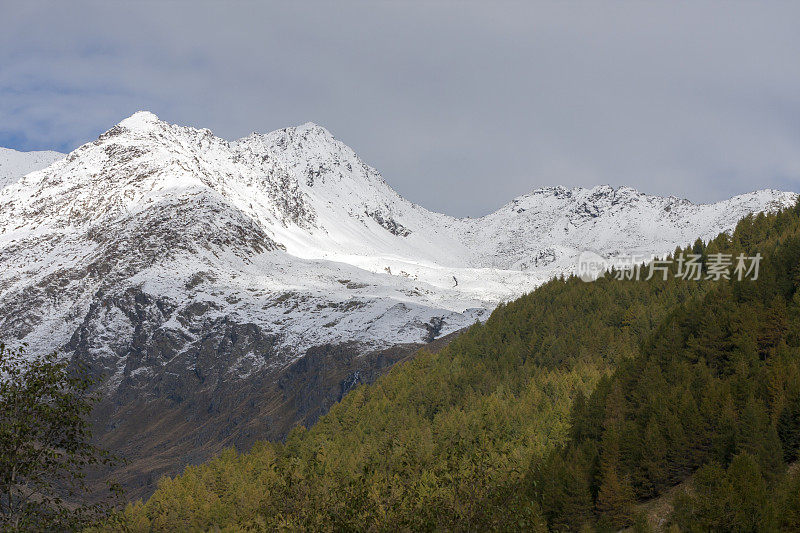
(531, 201, 800, 531)
(118, 202, 800, 531)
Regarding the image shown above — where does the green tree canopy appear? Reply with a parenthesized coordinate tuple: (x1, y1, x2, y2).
(0, 344, 121, 531)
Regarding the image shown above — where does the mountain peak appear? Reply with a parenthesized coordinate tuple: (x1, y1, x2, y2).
(118, 110, 162, 131)
(294, 121, 330, 134)
(273, 122, 336, 143)
(236, 122, 337, 154)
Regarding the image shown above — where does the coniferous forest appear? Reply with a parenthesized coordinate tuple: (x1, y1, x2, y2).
(110, 202, 800, 531)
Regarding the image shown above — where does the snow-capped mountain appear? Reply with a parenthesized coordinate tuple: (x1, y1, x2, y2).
(1, 112, 793, 365)
(0, 111, 795, 496)
(0, 146, 63, 190)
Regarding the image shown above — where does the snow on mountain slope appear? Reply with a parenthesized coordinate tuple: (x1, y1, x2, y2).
(0, 147, 63, 189)
(0, 111, 796, 377)
(465, 185, 796, 272)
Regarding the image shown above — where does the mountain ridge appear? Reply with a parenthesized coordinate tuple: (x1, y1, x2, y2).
(0, 146, 64, 190)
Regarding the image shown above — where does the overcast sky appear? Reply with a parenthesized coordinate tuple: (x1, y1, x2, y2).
(1, 2, 799, 216)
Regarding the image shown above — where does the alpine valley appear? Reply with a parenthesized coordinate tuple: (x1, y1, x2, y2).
(0, 111, 795, 497)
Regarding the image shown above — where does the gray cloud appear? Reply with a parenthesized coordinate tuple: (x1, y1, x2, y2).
(1, 1, 798, 216)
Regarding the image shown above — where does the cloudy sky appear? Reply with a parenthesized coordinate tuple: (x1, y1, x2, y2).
(1, 2, 799, 216)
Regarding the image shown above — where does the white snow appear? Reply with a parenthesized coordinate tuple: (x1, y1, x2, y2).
(0, 111, 795, 379)
(0, 147, 64, 190)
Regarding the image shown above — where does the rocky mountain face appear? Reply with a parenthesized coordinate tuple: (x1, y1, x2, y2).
(0, 111, 795, 498)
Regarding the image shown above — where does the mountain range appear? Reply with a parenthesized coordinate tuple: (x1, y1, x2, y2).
(0, 111, 795, 496)
(0, 146, 63, 190)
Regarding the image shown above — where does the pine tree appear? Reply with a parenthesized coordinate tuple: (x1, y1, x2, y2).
(778, 395, 800, 462)
(595, 463, 635, 529)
